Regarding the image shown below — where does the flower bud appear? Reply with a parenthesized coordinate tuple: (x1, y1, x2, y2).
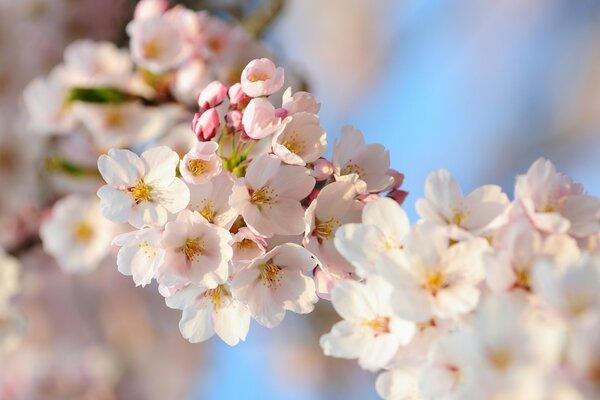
(311, 158, 334, 181)
(226, 110, 243, 132)
(274, 107, 288, 119)
(228, 83, 250, 107)
(197, 80, 228, 111)
(192, 109, 220, 142)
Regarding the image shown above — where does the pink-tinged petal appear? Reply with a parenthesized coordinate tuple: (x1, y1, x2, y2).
(330, 279, 377, 321)
(179, 303, 215, 343)
(434, 285, 480, 318)
(532, 211, 570, 234)
(363, 197, 410, 241)
(391, 288, 435, 323)
(269, 165, 315, 199)
(359, 333, 401, 372)
(415, 198, 447, 225)
(165, 285, 202, 310)
(247, 283, 286, 328)
(141, 146, 179, 185)
(262, 198, 306, 236)
(97, 185, 132, 224)
(158, 178, 190, 213)
(98, 149, 144, 187)
(129, 202, 169, 228)
(272, 243, 317, 272)
(320, 320, 369, 359)
(561, 194, 600, 238)
(423, 169, 462, 221)
(213, 300, 251, 346)
(245, 153, 281, 189)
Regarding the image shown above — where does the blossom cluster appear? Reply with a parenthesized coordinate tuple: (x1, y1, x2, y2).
(97, 54, 406, 345)
(320, 159, 600, 399)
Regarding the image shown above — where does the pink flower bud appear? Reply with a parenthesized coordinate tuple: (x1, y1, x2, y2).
(358, 193, 380, 204)
(197, 80, 228, 111)
(388, 189, 408, 205)
(274, 107, 288, 119)
(192, 109, 220, 141)
(228, 83, 250, 107)
(311, 158, 334, 181)
(388, 169, 405, 190)
(226, 110, 243, 132)
(242, 98, 281, 139)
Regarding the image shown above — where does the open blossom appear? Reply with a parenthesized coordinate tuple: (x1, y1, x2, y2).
(165, 283, 251, 346)
(515, 158, 600, 237)
(230, 227, 267, 266)
(127, 12, 189, 73)
(415, 169, 509, 240)
(240, 58, 284, 97)
(303, 181, 362, 297)
(272, 112, 326, 166)
(158, 209, 231, 288)
(486, 218, 580, 293)
(97, 146, 190, 229)
(332, 125, 393, 193)
(231, 243, 318, 328)
(187, 172, 237, 229)
(72, 102, 149, 149)
(320, 277, 417, 372)
(0, 249, 21, 305)
(40, 195, 113, 273)
(179, 141, 222, 185)
(382, 223, 488, 321)
(113, 227, 165, 287)
(241, 98, 282, 139)
(335, 197, 410, 278)
(230, 154, 315, 237)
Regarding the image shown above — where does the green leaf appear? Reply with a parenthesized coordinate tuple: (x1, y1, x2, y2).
(67, 87, 131, 104)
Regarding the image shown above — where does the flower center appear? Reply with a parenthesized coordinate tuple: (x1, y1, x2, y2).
(250, 186, 277, 207)
(361, 316, 390, 337)
(199, 201, 216, 224)
(451, 209, 468, 226)
(128, 178, 153, 204)
(341, 160, 366, 178)
(488, 349, 512, 370)
(105, 110, 124, 128)
(143, 39, 161, 60)
(180, 238, 205, 261)
(423, 271, 448, 295)
(73, 221, 93, 242)
(248, 72, 271, 82)
(314, 217, 340, 241)
(282, 131, 306, 154)
(187, 159, 210, 176)
(204, 284, 230, 312)
(259, 260, 284, 290)
(138, 240, 158, 260)
(236, 238, 257, 252)
(0, 148, 16, 171)
(514, 268, 531, 290)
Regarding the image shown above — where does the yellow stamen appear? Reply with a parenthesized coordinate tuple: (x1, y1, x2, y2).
(282, 131, 306, 155)
(128, 178, 153, 204)
(514, 268, 530, 290)
(143, 40, 161, 59)
(248, 72, 271, 82)
(488, 349, 512, 370)
(341, 160, 366, 178)
(259, 260, 284, 290)
(187, 159, 210, 176)
(451, 209, 467, 226)
(236, 239, 257, 252)
(179, 238, 205, 261)
(205, 284, 230, 312)
(314, 217, 340, 241)
(73, 222, 93, 242)
(361, 316, 390, 336)
(199, 201, 216, 224)
(423, 271, 447, 295)
(105, 110, 124, 128)
(250, 186, 277, 207)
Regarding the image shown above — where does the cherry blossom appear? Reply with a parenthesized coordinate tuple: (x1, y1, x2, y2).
(113, 227, 165, 287)
(97, 146, 190, 228)
(158, 209, 231, 288)
(320, 276, 416, 372)
(187, 172, 237, 229)
(179, 141, 222, 185)
(231, 243, 318, 328)
(240, 58, 284, 97)
(229, 154, 315, 237)
(272, 112, 327, 166)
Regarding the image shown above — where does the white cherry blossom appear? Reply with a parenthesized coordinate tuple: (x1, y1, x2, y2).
(113, 227, 165, 287)
(97, 146, 190, 229)
(231, 243, 318, 328)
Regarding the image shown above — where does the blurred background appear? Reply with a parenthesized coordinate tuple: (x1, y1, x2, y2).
(1, 0, 600, 399)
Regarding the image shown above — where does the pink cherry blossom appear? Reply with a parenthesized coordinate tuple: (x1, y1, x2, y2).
(272, 112, 326, 166)
(282, 87, 321, 115)
(240, 58, 284, 97)
(241, 98, 282, 140)
(229, 154, 315, 237)
(179, 141, 222, 185)
(230, 243, 318, 328)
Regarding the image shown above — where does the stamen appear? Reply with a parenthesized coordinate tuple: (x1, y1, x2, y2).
(179, 238, 205, 262)
(361, 316, 390, 336)
(282, 131, 306, 155)
(259, 260, 284, 290)
(73, 222, 93, 242)
(143, 40, 160, 59)
(341, 160, 366, 178)
(248, 72, 271, 82)
(187, 158, 210, 176)
(423, 271, 448, 295)
(314, 217, 340, 241)
(128, 178, 153, 204)
(250, 186, 277, 208)
(204, 284, 230, 312)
